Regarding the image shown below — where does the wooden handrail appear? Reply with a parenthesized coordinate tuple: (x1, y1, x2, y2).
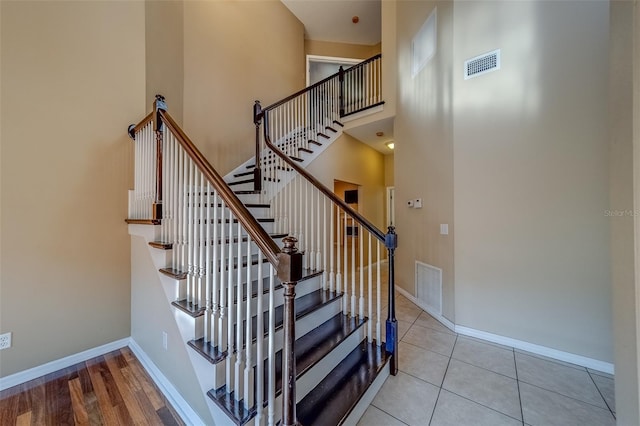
(262, 114, 385, 243)
(131, 111, 154, 134)
(262, 53, 382, 113)
(159, 110, 281, 267)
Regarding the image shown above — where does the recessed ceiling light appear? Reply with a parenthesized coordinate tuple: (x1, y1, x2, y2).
(386, 142, 395, 150)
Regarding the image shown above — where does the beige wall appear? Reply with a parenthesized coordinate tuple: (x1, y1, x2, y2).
(394, 1, 455, 320)
(182, 1, 305, 176)
(307, 134, 386, 232)
(452, 1, 612, 361)
(384, 154, 394, 187)
(610, 1, 638, 421)
(0, 1, 145, 376)
(130, 235, 212, 424)
(305, 40, 381, 60)
(146, 1, 184, 124)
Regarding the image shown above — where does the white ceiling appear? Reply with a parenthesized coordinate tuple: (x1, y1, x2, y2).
(282, 0, 381, 45)
(345, 117, 395, 155)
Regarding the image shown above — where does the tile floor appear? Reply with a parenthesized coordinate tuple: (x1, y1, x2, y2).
(358, 294, 616, 426)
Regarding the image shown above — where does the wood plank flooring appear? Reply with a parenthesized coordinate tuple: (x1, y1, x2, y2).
(0, 347, 185, 426)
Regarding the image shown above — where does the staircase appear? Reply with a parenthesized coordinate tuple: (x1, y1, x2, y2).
(126, 55, 396, 426)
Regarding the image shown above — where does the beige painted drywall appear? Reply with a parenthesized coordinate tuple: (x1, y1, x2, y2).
(130, 234, 212, 424)
(609, 1, 638, 422)
(146, 0, 184, 124)
(384, 154, 394, 187)
(381, 0, 397, 119)
(394, 1, 455, 320)
(182, 1, 305, 176)
(305, 40, 381, 60)
(452, 1, 612, 361)
(0, 1, 145, 376)
(306, 133, 386, 233)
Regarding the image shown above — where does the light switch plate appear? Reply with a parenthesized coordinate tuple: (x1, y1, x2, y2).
(440, 224, 449, 235)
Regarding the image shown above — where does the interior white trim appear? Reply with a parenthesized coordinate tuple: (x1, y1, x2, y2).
(0, 337, 130, 391)
(129, 339, 206, 426)
(306, 54, 361, 86)
(396, 286, 455, 331)
(455, 325, 615, 375)
(394, 286, 615, 375)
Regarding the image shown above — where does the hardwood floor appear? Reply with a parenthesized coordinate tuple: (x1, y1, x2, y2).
(0, 347, 185, 426)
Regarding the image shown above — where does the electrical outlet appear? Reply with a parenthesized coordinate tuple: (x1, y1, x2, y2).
(0, 332, 12, 350)
(162, 331, 168, 350)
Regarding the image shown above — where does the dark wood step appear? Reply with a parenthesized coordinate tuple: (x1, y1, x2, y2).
(308, 139, 322, 147)
(325, 126, 337, 133)
(159, 268, 187, 280)
(228, 178, 254, 187)
(149, 241, 172, 250)
(234, 190, 261, 195)
(159, 254, 271, 280)
(266, 314, 366, 402)
(289, 156, 304, 163)
(298, 147, 313, 154)
(333, 120, 344, 128)
(297, 341, 390, 426)
(189, 277, 329, 365)
(234, 170, 255, 178)
(125, 218, 161, 225)
(171, 299, 204, 318)
(317, 132, 330, 139)
(207, 311, 364, 426)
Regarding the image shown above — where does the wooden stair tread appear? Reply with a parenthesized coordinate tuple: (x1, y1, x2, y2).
(207, 312, 365, 425)
(171, 299, 204, 318)
(289, 156, 304, 163)
(325, 126, 337, 133)
(149, 241, 172, 250)
(159, 268, 187, 280)
(233, 170, 254, 178)
(228, 178, 254, 186)
(159, 254, 270, 279)
(317, 132, 330, 139)
(308, 139, 322, 147)
(267, 313, 366, 400)
(333, 120, 344, 127)
(125, 218, 161, 225)
(298, 147, 313, 154)
(187, 338, 226, 364)
(297, 342, 390, 426)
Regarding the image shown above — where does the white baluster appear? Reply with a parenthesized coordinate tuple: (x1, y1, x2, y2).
(244, 234, 254, 408)
(368, 233, 372, 343)
(330, 203, 336, 293)
(359, 224, 364, 319)
(255, 251, 265, 425)
(376, 241, 381, 345)
(235, 220, 244, 401)
(226, 210, 235, 393)
(309, 185, 315, 271)
(343, 211, 348, 315)
(219, 201, 228, 357)
(267, 268, 276, 426)
(351, 216, 356, 316)
(321, 196, 327, 290)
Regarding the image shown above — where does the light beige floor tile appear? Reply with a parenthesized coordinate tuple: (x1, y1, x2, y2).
(372, 371, 439, 426)
(591, 373, 615, 412)
(520, 382, 615, 426)
(515, 352, 606, 408)
(395, 302, 422, 323)
(458, 334, 513, 351)
(588, 368, 614, 380)
(442, 359, 521, 420)
(452, 336, 516, 379)
(402, 324, 457, 357)
(514, 348, 585, 371)
(398, 341, 450, 386)
(413, 312, 456, 336)
(430, 390, 522, 426)
(357, 405, 408, 426)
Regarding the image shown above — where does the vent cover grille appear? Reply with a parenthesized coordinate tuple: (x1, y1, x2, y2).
(464, 49, 500, 80)
(416, 261, 442, 316)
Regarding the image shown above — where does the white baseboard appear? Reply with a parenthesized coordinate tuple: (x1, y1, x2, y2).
(455, 325, 615, 375)
(0, 337, 130, 391)
(128, 339, 205, 426)
(395, 286, 455, 331)
(394, 286, 614, 375)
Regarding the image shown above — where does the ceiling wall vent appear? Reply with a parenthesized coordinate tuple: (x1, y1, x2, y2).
(464, 49, 500, 80)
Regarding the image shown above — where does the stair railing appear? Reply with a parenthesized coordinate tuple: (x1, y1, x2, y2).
(127, 95, 302, 426)
(253, 54, 397, 426)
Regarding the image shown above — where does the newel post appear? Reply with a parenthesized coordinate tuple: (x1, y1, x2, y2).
(338, 66, 345, 117)
(277, 236, 303, 426)
(153, 94, 167, 220)
(385, 226, 398, 375)
(253, 100, 263, 192)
